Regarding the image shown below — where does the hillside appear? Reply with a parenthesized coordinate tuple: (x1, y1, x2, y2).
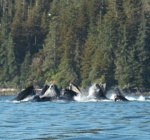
(0, 0, 150, 88)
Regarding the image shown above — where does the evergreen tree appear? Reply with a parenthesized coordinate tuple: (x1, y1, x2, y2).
(7, 33, 18, 82)
(0, 0, 150, 89)
(115, 0, 142, 86)
(133, 3, 150, 87)
(20, 51, 31, 87)
(0, 1, 13, 82)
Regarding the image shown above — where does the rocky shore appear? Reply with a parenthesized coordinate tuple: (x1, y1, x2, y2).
(0, 88, 18, 96)
(0, 88, 42, 96)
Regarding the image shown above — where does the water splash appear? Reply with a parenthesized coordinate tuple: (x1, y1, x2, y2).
(74, 89, 111, 102)
(1, 86, 150, 102)
(138, 95, 146, 101)
(105, 89, 116, 100)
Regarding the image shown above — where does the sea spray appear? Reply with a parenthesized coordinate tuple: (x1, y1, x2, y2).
(105, 89, 116, 100)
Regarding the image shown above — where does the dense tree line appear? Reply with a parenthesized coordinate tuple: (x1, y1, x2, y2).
(0, 0, 150, 89)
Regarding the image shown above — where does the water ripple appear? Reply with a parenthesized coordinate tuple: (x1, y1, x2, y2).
(0, 96, 150, 140)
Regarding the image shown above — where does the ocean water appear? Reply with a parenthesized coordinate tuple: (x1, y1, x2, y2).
(0, 95, 150, 140)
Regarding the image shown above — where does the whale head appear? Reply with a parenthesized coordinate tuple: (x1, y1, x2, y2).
(13, 86, 36, 101)
(40, 84, 60, 99)
(88, 83, 107, 99)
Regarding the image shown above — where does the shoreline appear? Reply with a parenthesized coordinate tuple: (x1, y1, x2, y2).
(0, 88, 42, 96)
(0, 88, 18, 96)
(0, 92, 17, 96)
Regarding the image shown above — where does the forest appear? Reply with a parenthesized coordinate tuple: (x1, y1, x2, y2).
(0, 0, 150, 89)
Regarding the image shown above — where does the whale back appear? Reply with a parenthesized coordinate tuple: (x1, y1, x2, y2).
(13, 86, 36, 101)
(114, 88, 128, 101)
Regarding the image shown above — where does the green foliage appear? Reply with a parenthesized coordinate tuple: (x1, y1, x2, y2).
(0, 0, 150, 88)
(20, 52, 31, 83)
(7, 33, 18, 81)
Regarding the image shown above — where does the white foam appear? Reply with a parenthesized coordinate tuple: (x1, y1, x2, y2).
(74, 90, 112, 102)
(22, 96, 34, 102)
(105, 89, 148, 101)
(137, 95, 146, 101)
(125, 96, 136, 101)
(105, 90, 116, 100)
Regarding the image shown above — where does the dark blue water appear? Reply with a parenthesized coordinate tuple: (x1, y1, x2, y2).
(0, 96, 150, 140)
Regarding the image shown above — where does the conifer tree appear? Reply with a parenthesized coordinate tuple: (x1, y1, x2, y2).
(7, 33, 18, 82)
(133, 3, 150, 87)
(20, 51, 31, 87)
(115, 0, 142, 86)
(0, 0, 150, 88)
(0, 1, 13, 82)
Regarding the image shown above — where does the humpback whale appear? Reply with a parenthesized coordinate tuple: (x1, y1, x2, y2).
(32, 84, 50, 101)
(88, 83, 108, 100)
(69, 83, 81, 94)
(60, 83, 81, 101)
(39, 84, 49, 96)
(12, 82, 131, 102)
(13, 86, 36, 101)
(36, 84, 61, 101)
(13, 84, 60, 102)
(13, 83, 81, 102)
(114, 88, 128, 101)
